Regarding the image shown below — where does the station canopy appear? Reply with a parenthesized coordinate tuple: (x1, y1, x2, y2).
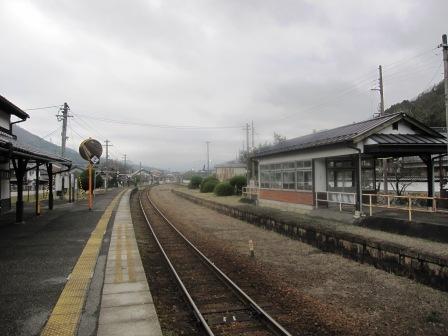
(0, 130, 71, 166)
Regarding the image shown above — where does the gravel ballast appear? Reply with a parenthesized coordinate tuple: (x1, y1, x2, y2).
(151, 185, 448, 336)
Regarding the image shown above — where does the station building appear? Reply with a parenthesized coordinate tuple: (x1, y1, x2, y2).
(0, 95, 71, 221)
(251, 113, 447, 212)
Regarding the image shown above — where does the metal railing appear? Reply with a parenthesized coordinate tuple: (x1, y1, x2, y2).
(315, 191, 356, 211)
(363, 193, 448, 221)
(242, 186, 259, 199)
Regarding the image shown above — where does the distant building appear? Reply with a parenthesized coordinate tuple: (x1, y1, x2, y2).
(215, 160, 247, 181)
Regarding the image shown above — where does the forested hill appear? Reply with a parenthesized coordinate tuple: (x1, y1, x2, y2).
(385, 81, 445, 127)
(12, 125, 85, 164)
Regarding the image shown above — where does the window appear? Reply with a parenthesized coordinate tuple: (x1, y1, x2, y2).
(283, 171, 295, 189)
(327, 158, 355, 192)
(259, 160, 312, 191)
(297, 170, 312, 190)
(392, 122, 398, 130)
(336, 170, 353, 188)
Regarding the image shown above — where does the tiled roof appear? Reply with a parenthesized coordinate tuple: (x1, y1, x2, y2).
(253, 113, 443, 158)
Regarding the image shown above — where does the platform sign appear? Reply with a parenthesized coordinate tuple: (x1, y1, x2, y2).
(79, 139, 102, 211)
(79, 138, 103, 162)
(90, 155, 100, 165)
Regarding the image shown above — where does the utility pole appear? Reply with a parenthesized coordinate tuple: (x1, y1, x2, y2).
(123, 154, 127, 174)
(442, 34, 448, 195)
(206, 141, 210, 175)
(104, 140, 112, 190)
(139, 161, 142, 185)
(379, 65, 385, 116)
(251, 120, 255, 150)
(245, 123, 250, 153)
(59, 103, 69, 157)
(57, 103, 71, 200)
(373, 65, 389, 193)
(379, 65, 388, 193)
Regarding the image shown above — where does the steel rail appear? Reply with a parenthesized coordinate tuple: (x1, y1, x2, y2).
(138, 195, 214, 335)
(141, 190, 292, 336)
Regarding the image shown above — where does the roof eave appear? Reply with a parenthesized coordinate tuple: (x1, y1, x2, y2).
(0, 96, 30, 120)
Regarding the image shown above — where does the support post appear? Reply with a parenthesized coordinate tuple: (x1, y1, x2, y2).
(35, 162, 40, 215)
(68, 172, 72, 202)
(71, 174, 75, 202)
(13, 158, 28, 222)
(47, 163, 53, 210)
(427, 158, 434, 208)
(420, 155, 434, 208)
(354, 153, 363, 215)
(88, 163, 93, 210)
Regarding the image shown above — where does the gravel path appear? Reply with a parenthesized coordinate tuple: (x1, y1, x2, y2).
(179, 187, 448, 258)
(151, 185, 448, 336)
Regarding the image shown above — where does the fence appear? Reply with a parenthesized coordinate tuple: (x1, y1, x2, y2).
(242, 187, 259, 200)
(315, 190, 448, 221)
(315, 191, 356, 211)
(363, 193, 448, 221)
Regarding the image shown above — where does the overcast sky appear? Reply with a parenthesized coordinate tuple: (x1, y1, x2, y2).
(1, 0, 447, 171)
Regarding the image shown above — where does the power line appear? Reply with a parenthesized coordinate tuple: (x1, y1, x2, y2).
(382, 46, 438, 71)
(421, 61, 444, 92)
(73, 113, 242, 129)
(41, 125, 62, 139)
(23, 105, 62, 111)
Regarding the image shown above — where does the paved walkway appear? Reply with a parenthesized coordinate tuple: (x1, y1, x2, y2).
(0, 188, 124, 336)
(96, 191, 162, 336)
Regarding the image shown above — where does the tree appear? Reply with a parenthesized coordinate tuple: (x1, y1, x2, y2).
(188, 175, 203, 189)
(79, 169, 104, 191)
(388, 158, 415, 196)
(273, 132, 286, 144)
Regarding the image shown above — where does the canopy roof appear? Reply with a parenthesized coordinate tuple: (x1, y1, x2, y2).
(0, 131, 71, 166)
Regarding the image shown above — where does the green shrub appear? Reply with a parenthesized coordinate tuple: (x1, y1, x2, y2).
(202, 175, 219, 184)
(214, 182, 234, 196)
(199, 176, 219, 193)
(229, 175, 247, 195)
(200, 180, 219, 193)
(188, 175, 203, 189)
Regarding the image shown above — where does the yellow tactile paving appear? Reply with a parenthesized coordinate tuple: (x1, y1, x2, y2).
(41, 189, 127, 336)
(114, 225, 123, 283)
(126, 229, 136, 282)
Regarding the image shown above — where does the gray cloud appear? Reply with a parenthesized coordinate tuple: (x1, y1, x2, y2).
(1, 0, 447, 170)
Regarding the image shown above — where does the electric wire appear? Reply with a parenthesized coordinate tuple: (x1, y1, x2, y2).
(421, 61, 444, 92)
(73, 113, 243, 130)
(23, 105, 62, 111)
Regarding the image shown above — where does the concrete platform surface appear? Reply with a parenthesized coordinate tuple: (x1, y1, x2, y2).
(96, 190, 162, 336)
(0, 188, 124, 336)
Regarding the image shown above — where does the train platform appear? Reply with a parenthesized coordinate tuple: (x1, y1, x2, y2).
(95, 190, 162, 336)
(0, 187, 161, 336)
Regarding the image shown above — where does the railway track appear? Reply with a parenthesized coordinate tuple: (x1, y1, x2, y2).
(138, 189, 293, 336)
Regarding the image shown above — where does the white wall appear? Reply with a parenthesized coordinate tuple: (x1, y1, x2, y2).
(0, 162, 9, 200)
(0, 110, 10, 129)
(258, 145, 358, 165)
(314, 158, 326, 192)
(377, 120, 416, 135)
